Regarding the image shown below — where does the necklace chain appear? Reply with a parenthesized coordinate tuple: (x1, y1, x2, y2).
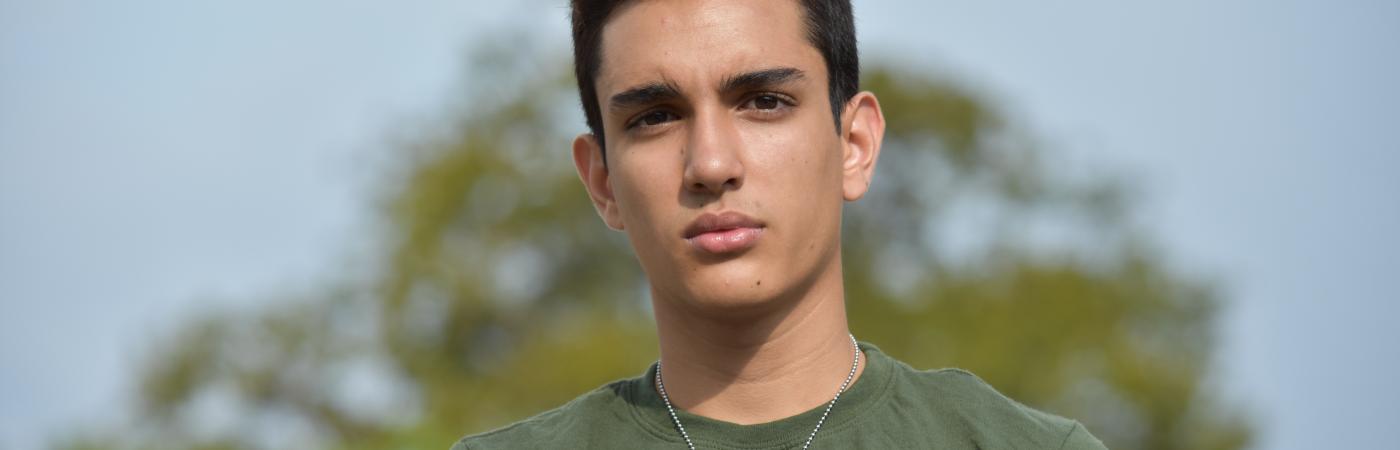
(654, 334, 861, 450)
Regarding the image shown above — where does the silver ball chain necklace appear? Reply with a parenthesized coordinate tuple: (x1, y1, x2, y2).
(654, 334, 862, 450)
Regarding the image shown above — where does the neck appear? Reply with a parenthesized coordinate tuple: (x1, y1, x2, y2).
(650, 253, 864, 425)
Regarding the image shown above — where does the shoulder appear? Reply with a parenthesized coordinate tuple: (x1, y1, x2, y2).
(451, 378, 639, 450)
(885, 360, 1107, 449)
(898, 365, 1052, 420)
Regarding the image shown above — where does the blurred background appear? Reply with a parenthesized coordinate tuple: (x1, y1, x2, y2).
(2, 0, 1396, 449)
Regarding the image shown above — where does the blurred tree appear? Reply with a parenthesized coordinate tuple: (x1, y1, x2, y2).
(60, 47, 1251, 450)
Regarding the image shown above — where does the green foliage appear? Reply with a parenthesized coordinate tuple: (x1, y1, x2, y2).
(60, 51, 1251, 450)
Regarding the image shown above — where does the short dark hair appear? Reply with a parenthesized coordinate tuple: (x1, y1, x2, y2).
(570, 0, 859, 159)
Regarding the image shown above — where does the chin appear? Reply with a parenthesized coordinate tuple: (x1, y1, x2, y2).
(671, 262, 795, 314)
(637, 235, 828, 318)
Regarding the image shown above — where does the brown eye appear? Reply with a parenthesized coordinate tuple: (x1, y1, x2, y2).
(753, 94, 780, 110)
(638, 110, 677, 127)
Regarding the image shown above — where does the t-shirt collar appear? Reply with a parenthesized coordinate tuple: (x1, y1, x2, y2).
(624, 341, 896, 448)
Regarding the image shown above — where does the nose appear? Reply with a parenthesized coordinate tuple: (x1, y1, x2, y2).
(682, 108, 745, 195)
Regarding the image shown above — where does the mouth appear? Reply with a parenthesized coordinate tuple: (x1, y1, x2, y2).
(683, 211, 765, 255)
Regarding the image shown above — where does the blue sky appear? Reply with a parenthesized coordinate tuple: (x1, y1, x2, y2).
(2, 0, 1396, 449)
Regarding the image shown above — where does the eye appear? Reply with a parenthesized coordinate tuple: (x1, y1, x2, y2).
(741, 93, 794, 113)
(630, 110, 678, 129)
(752, 94, 781, 110)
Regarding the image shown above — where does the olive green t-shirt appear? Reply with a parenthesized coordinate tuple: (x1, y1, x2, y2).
(453, 342, 1106, 449)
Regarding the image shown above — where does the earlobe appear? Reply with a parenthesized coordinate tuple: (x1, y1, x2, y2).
(572, 134, 626, 230)
(840, 92, 886, 201)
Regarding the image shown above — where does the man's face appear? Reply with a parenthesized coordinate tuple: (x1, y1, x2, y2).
(577, 0, 878, 313)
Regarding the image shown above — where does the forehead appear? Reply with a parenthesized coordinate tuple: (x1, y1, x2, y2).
(596, 0, 822, 96)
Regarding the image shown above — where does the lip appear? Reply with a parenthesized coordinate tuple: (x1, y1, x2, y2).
(683, 211, 765, 255)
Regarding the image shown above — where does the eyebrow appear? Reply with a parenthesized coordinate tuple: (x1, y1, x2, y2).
(719, 67, 805, 94)
(609, 82, 682, 112)
(607, 67, 806, 113)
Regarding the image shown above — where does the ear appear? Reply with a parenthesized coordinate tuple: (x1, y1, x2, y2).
(840, 91, 885, 201)
(572, 133, 625, 230)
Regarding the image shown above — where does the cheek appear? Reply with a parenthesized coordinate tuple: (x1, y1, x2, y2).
(742, 120, 846, 260)
(612, 152, 682, 237)
(743, 121, 844, 198)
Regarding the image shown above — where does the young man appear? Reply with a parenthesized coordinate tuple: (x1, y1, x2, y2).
(454, 0, 1106, 448)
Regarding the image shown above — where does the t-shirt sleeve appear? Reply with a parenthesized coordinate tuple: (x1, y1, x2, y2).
(1057, 422, 1109, 450)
